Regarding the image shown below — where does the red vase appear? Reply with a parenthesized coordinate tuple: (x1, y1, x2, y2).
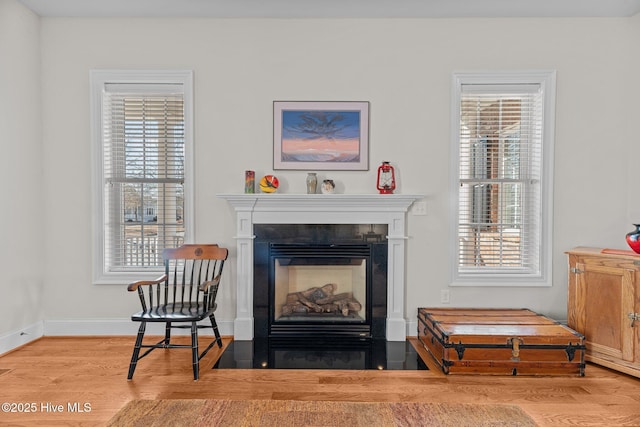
(626, 224, 640, 254)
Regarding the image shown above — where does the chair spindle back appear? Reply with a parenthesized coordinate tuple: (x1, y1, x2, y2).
(137, 245, 227, 312)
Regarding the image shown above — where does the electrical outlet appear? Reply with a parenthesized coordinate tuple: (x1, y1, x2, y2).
(440, 289, 450, 304)
(412, 201, 427, 216)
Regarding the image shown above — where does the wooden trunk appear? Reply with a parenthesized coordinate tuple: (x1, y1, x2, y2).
(417, 308, 585, 376)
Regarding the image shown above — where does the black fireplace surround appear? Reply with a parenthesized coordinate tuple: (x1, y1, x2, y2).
(214, 223, 427, 370)
(253, 224, 388, 340)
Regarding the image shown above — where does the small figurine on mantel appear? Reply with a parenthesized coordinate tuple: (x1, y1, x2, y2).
(376, 161, 396, 194)
(306, 173, 318, 194)
(321, 179, 335, 194)
(244, 170, 255, 194)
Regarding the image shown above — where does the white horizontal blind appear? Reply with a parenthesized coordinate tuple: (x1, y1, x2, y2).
(457, 83, 543, 276)
(102, 84, 185, 270)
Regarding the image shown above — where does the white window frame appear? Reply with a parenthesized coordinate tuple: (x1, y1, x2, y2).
(450, 70, 556, 287)
(90, 70, 194, 285)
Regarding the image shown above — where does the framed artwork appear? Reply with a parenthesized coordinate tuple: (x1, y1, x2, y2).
(273, 101, 369, 170)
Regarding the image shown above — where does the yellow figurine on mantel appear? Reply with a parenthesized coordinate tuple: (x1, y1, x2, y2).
(259, 175, 279, 193)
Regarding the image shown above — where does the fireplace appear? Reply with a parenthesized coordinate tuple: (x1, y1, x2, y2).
(253, 224, 387, 339)
(218, 193, 421, 341)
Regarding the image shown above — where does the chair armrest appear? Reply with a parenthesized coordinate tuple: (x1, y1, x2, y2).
(199, 275, 221, 292)
(127, 274, 167, 292)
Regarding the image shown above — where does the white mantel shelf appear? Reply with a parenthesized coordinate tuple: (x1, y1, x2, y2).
(218, 193, 424, 341)
(218, 193, 421, 212)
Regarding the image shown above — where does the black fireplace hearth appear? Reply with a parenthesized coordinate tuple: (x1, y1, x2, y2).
(214, 338, 428, 370)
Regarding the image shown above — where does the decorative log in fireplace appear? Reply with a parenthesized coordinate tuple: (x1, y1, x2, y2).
(281, 283, 363, 317)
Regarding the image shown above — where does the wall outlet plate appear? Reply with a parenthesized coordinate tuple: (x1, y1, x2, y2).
(412, 201, 427, 216)
(440, 289, 450, 304)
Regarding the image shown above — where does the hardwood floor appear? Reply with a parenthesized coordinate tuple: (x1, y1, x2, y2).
(1, 336, 639, 426)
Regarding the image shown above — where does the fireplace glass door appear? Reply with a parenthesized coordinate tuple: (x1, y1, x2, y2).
(269, 244, 373, 337)
(273, 257, 367, 324)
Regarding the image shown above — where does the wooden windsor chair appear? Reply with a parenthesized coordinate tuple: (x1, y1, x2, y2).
(127, 244, 228, 380)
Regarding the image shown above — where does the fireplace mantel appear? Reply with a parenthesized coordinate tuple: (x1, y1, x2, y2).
(218, 193, 423, 341)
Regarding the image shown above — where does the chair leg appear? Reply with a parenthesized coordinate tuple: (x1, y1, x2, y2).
(197, 315, 223, 362)
(164, 322, 172, 346)
(128, 322, 146, 380)
(191, 321, 199, 381)
(209, 314, 223, 348)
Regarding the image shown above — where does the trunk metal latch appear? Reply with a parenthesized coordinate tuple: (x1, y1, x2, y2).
(507, 337, 523, 361)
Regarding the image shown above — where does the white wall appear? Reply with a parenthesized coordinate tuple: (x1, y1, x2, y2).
(27, 15, 640, 337)
(0, 0, 44, 347)
(628, 13, 640, 222)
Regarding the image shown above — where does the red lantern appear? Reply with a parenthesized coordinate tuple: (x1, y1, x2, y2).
(376, 161, 396, 194)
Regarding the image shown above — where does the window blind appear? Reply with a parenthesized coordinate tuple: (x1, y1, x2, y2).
(102, 84, 185, 270)
(457, 83, 543, 275)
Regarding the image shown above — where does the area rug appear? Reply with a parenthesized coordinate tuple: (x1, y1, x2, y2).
(108, 399, 538, 427)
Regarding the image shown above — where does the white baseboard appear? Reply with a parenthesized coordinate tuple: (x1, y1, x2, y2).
(0, 319, 234, 354)
(44, 319, 235, 336)
(0, 321, 44, 355)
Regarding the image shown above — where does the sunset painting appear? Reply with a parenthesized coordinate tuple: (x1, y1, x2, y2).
(274, 101, 369, 170)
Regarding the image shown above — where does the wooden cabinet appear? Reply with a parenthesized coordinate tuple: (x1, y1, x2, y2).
(567, 247, 640, 378)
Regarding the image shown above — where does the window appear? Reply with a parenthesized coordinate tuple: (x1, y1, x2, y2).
(90, 70, 194, 284)
(450, 71, 555, 286)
